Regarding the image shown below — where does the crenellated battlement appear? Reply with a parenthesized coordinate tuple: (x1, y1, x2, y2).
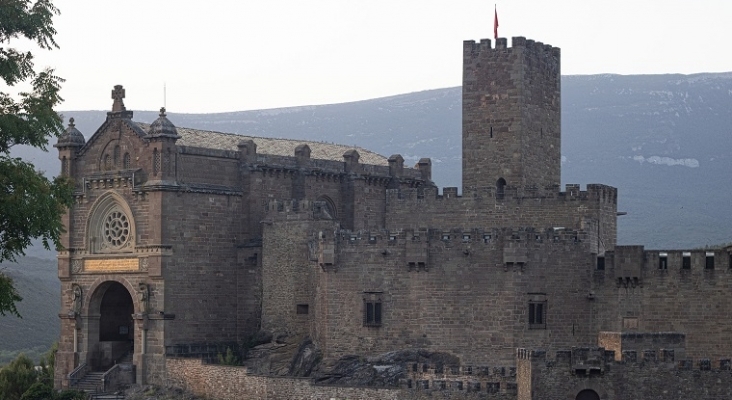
(400, 361, 517, 393)
(463, 36, 560, 60)
(520, 346, 732, 373)
(329, 226, 589, 247)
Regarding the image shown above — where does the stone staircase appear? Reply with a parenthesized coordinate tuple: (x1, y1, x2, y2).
(90, 393, 126, 400)
(73, 371, 105, 393)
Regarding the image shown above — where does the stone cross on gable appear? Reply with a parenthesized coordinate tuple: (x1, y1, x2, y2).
(111, 85, 126, 112)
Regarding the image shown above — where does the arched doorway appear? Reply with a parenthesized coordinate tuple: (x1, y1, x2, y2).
(88, 281, 135, 370)
(576, 389, 600, 400)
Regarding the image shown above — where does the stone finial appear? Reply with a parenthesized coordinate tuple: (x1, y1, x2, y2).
(159, 107, 167, 117)
(111, 85, 126, 112)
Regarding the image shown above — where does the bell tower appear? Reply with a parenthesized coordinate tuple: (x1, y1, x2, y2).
(462, 36, 561, 197)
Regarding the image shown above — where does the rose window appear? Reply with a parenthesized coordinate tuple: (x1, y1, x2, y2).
(103, 210, 130, 248)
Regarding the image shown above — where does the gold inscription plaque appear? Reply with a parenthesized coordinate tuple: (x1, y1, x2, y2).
(84, 258, 139, 272)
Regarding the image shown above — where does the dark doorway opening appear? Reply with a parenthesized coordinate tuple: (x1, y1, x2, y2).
(576, 389, 600, 400)
(90, 281, 134, 370)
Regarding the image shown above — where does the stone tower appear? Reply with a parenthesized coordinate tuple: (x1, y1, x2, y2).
(462, 37, 561, 197)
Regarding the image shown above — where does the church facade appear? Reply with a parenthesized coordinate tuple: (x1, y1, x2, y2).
(54, 36, 732, 398)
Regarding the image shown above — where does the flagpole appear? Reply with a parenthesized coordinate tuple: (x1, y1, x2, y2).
(494, 4, 499, 40)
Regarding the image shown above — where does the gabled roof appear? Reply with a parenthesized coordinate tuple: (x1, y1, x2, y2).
(135, 123, 389, 166)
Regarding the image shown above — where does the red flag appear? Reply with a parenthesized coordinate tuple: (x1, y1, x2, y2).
(494, 6, 499, 39)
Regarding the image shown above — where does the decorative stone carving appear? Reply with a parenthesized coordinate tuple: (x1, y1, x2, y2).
(71, 284, 82, 314)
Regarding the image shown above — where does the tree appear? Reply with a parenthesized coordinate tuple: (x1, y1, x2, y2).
(0, 354, 37, 400)
(0, 0, 74, 316)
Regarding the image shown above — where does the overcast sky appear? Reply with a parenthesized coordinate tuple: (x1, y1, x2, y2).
(22, 0, 732, 113)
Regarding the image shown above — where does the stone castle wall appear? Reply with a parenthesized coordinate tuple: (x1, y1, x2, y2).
(517, 347, 732, 400)
(594, 247, 732, 360)
(385, 184, 617, 252)
(165, 357, 517, 400)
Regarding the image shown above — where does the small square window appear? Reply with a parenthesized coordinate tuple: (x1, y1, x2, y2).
(296, 304, 309, 315)
(658, 253, 668, 269)
(364, 301, 382, 327)
(682, 253, 691, 269)
(442, 234, 450, 241)
(529, 301, 547, 329)
(706, 252, 715, 270)
(483, 234, 492, 243)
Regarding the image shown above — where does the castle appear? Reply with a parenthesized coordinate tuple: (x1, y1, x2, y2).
(54, 36, 732, 399)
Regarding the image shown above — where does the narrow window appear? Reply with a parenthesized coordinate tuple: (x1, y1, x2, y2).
(123, 153, 131, 169)
(113, 145, 120, 166)
(296, 304, 309, 315)
(483, 234, 492, 243)
(659, 253, 668, 269)
(153, 148, 161, 176)
(496, 178, 506, 200)
(364, 300, 382, 326)
(596, 256, 605, 270)
(529, 301, 546, 329)
(682, 252, 691, 269)
(61, 156, 69, 176)
(705, 252, 715, 270)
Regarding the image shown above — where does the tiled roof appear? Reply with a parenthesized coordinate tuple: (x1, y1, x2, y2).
(136, 123, 388, 166)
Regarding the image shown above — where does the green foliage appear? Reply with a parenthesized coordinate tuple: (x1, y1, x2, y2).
(54, 390, 86, 400)
(0, 350, 83, 400)
(0, 353, 38, 400)
(0, 272, 22, 317)
(36, 342, 56, 387)
(217, 347, 240, 366)
(19, 382, 54, 400)
(0, 0, 73, 317)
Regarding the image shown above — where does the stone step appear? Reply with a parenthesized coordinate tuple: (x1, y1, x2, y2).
(91, 394, 125, 400)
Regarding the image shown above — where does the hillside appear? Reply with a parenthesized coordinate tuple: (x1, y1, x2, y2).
(0, 256, 60, 365)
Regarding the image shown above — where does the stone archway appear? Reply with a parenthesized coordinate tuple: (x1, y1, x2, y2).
(87, 281, 135, 370)
(576, 389, 601, 400)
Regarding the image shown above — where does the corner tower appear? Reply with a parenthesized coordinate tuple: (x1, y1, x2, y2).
(462, 37, 561, 196)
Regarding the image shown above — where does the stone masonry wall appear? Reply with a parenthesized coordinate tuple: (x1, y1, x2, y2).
(305, 225, 597, 366)
(520, 347, 732, 400)
(163, 191, 244, 345)
(165, 358, 517, 400)
(385, 184, 617, 253)
(594, 247, 732, 361)
(462, 37, 560, 195)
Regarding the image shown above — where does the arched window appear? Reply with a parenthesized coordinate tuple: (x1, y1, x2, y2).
(104, 154, 111, 171)
(315, 196, 337, 220)
(87, 192, 136, 253)
(123, 153, 131, 170)
(496, 178, 506, 200)
(113, 145, 120, 167)
(61, 156, 69, 176)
